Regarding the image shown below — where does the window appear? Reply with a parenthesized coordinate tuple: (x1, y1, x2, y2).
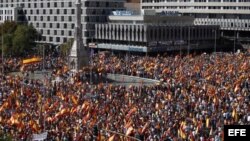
(56, 37, 60, 42)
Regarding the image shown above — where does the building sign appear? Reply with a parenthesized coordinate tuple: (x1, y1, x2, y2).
(97, 44, 147, 52)
(88, 43, 97, 48)
(128, 47, 144, 52)
(112, 10, 133, 16)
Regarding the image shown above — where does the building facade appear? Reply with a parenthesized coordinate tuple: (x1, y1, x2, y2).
(141, 0, 250, 38)
(93, 12, 219, 52)
(95, 23, 219, 52)
(0, 0, 124, 45)
(0, 7, 24, 23)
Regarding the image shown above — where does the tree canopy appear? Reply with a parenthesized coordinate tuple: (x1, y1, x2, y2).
(0, 21, 40, 56)
(59, 38, 74, 58)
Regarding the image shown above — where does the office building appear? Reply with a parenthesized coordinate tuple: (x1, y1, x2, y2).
(0, 0, 124, 45)
(141, 0, 250, 39)
(92, 10, 219, 53)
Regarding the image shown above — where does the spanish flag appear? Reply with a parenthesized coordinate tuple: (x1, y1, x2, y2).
(22, 57, 42, 64)
(126, 107, 137, 118)
(141, 122, 149, 134)
(125, 126, 133, 136)
(206, 118, 210, 128)
(232, 108, 238, 121)
(179, 121, 186, 139)
(71, 95, 78, 105)
(178, 129, 186, 139)
(108, 135, 115, 141)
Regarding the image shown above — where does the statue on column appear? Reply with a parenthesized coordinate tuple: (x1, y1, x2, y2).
(68, 0, 89, 71)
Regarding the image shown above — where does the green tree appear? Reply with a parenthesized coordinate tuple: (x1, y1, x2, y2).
(60, 38, 74, 58)
(0, 22, 40, 56)
(0, 21, 17, 55)
(12, 24, 40, 56)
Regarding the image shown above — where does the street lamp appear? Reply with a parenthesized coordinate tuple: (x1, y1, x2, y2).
(180, 25, 182, 57)
(1, 24, 3, 75)
(188, 26, 190, 57)
(233, 30, 236, 54)
(1, 24, 3, 101)
(214, 29, 217, 54)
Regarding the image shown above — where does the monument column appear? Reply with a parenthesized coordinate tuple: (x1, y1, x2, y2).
(69, 0, 89, 71)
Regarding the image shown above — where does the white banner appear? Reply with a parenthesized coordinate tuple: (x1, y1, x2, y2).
(32, 132, 48, 141)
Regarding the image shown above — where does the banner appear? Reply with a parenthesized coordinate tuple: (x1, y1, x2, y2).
(32, 132, 47, 141)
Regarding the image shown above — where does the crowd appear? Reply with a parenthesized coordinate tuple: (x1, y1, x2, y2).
(0, 51, 249, 141)
(0, 55, 65, 73)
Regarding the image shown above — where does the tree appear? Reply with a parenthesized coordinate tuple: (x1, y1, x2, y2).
(12, 24, 40, 56)
(0, 22, 40, 56)
(59, 38, 74, 58)
(0, 21, 17, 55)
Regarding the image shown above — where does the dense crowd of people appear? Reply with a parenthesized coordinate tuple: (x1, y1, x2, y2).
(0, 51, 249, 140)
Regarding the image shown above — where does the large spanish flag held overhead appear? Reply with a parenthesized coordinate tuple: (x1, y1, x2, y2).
(22, 57, 42, 65)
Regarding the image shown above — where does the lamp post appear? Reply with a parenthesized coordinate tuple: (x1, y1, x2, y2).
(90, 50, 93, 85)
(188, 26, 190, 57)
(43, 44, 45, 71)
(214, 29, 217, 54)
(1, 24, 3, 75)
(188, 26, 192, 82)
(233, 30, 236, 54)
(1, 24, 3, 101)
(180, 25, 182, 57)
(213, 29, 217, 68)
